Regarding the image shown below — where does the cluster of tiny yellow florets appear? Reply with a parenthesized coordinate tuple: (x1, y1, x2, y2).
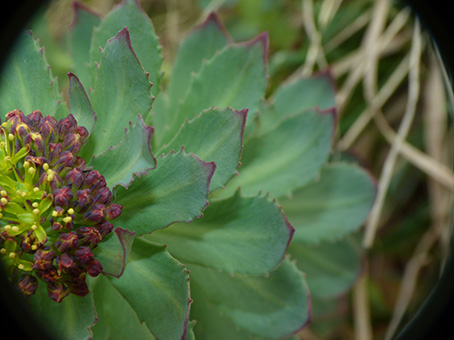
(0, 109, 122, 302)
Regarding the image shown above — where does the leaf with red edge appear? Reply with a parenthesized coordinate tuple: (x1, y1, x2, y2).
(158, 32, 268, 145)
(148, 190, 294, 276)
(113, 148, 216, 235)
(158, 107, 247, 192)
(89, 114, 156, 189)
(84, 27, 153, 159)
(110, 238, 191, 340)
(188, 258, 311, 340)
(65, 72, 96, 134)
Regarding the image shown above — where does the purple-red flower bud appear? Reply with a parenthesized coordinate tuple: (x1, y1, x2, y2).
(54, 150, 75, 169)
(18, 274, 38, 296)
(27, 110, 43, 129)
(65, 168, 84, 189)
(93, 187, 112, 205)
(63, 133, 82, 154)
(74, 189, 93, 213)
(47, 282, 70, 303)
(48, 143, 62, 163)
(58, 253, 75, 270)
(97, 221, 114, 236)
(105, 204, 123, 220)
(39, 116, 58, 140)
(83, 204, 105, 223)
(55, 232, 79, 253)
(58, 115, 77, 137)
(84, 170, 102, 188)
(77, 226, 102, 248)
(86, 259, 103, 277)
(33, 249, 55, 271)
(54, 187, 74, 208)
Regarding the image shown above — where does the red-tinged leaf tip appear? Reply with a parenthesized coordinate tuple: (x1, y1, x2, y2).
(198, 12, 233, 42)
(107, 26, 133, 50)
(313, 68, 338, 93)
(70, 1, 100, 30)
(102, 27, 154, 91)
(239, 31, 269, 74)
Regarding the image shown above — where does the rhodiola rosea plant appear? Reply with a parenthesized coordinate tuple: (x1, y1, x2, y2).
(0, 1, 376, 339)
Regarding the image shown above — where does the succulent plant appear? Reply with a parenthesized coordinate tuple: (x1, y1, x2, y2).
(0, 1, 376, 339)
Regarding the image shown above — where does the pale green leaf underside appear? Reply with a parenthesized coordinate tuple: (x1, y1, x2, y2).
(189, 258, 310, 340)
(214, 109, 335, 200)
(89, 114, 156, 189)
(89, 0, 162, 95)
(0, 31, 60, 116)
(149, 190, 292, 275)
(85, 27, 153, 158)
(90, 275, 156, 340)
(159, 35, 267, 144)
(113, 148, 215, 235)
(280, 162, 376, 244)
(30, 284, 96, 340)
(159, 107, 246, 192)
(110, 238, 190, 340)
(289, 236, 361, 299)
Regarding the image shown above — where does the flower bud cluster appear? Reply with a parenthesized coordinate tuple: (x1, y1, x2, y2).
(0, 109, 122, 302)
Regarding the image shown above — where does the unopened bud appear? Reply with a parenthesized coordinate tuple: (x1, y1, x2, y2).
(55, 232, 79, 253)
(18, 274, 38, 296)
(105, 204, 123, 220)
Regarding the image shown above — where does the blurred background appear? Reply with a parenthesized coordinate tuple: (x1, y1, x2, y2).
(3, 0, 454, 339)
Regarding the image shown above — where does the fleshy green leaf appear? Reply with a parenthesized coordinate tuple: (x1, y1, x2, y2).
(64, 72, 96, 133)
(84, 27, 153, 158)
(168, 12, 229, 105)
(89, 0, 162, 95)
(30, 284, 96, 340)
(159, 33, 268, 144)
(114, 148, 215, 235)
(91, 275, 156, 340)
(93, 227, 136, 278)
(259, 71, 337, 133)
(149, 190, 293, 275)
(152, 12, 229, 133)
(68, 2, 100, 89)
(280, 162, 376, 244)
(214, 109, 335, 200)
(110, 237, 190, 340)
(189, 258, 310, 340)
(289, 236, 361, 299)
(158, 107, 247, 192)
(89, 114, 156, 189)
(0, 31, 61, 116)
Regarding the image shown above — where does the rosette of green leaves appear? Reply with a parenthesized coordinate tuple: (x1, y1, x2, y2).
(0, 0, 376, 339)
(0, 2, 213, 339)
